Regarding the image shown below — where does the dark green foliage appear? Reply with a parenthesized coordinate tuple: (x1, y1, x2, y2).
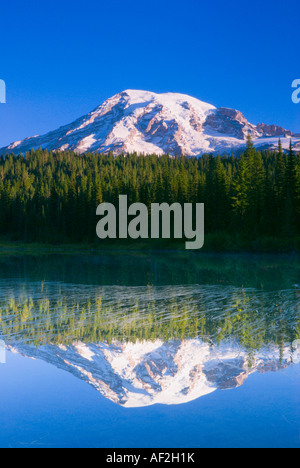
(0, 142, 299, 246)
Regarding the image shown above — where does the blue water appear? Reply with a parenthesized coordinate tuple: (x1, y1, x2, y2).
(0, 252, 299, 448)
(0, 351, 298, 448)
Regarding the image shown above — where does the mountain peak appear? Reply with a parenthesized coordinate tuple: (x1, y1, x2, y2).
(0, 90, 298, 156)
(7, 338, 293, 407)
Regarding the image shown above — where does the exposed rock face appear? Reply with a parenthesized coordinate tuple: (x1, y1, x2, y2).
(256, 123, 293, 138)
(0, 90, 299, 157)
(293, 141, 300, 151)
(7, 338, 294, 407)
(203, 107, 259, 140)
(203, 358, 250, 389)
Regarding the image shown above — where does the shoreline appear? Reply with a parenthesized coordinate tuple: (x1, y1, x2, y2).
(0, 237, 299, 257)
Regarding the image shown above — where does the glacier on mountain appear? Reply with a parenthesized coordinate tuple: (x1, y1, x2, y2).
(1, 90, 299, 157)
(7, 338, 296, 407)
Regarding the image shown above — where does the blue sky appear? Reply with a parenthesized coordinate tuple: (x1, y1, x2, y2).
(0, 0, 299, 148)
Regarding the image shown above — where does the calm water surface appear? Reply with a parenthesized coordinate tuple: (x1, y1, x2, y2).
(0, 252, 299, 448)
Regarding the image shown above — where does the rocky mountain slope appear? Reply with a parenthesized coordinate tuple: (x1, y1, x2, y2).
(7, 338, 295, 407)
(1, 90, 299, 157)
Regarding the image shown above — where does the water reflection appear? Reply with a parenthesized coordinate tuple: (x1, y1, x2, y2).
(0, 278, 299, 406)
(6, 337, 297, 407)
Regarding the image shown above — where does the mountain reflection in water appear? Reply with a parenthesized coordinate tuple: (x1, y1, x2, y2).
(1, 279, 299, 407)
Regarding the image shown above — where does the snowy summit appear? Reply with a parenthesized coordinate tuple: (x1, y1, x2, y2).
(1, 89, 299, 157)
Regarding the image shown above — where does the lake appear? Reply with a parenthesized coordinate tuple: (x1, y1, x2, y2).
(0, 251, 299, 448)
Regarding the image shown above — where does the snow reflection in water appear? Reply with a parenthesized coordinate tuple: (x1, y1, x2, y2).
(0, 280, 299, 406)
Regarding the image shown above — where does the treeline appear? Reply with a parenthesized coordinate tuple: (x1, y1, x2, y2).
(1, 284, 298, 350)
(0, 137, 299, 246)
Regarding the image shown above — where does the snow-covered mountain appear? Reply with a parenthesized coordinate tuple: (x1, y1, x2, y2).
(7, 338, 296, 407)
(1, 90, 299, 157)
